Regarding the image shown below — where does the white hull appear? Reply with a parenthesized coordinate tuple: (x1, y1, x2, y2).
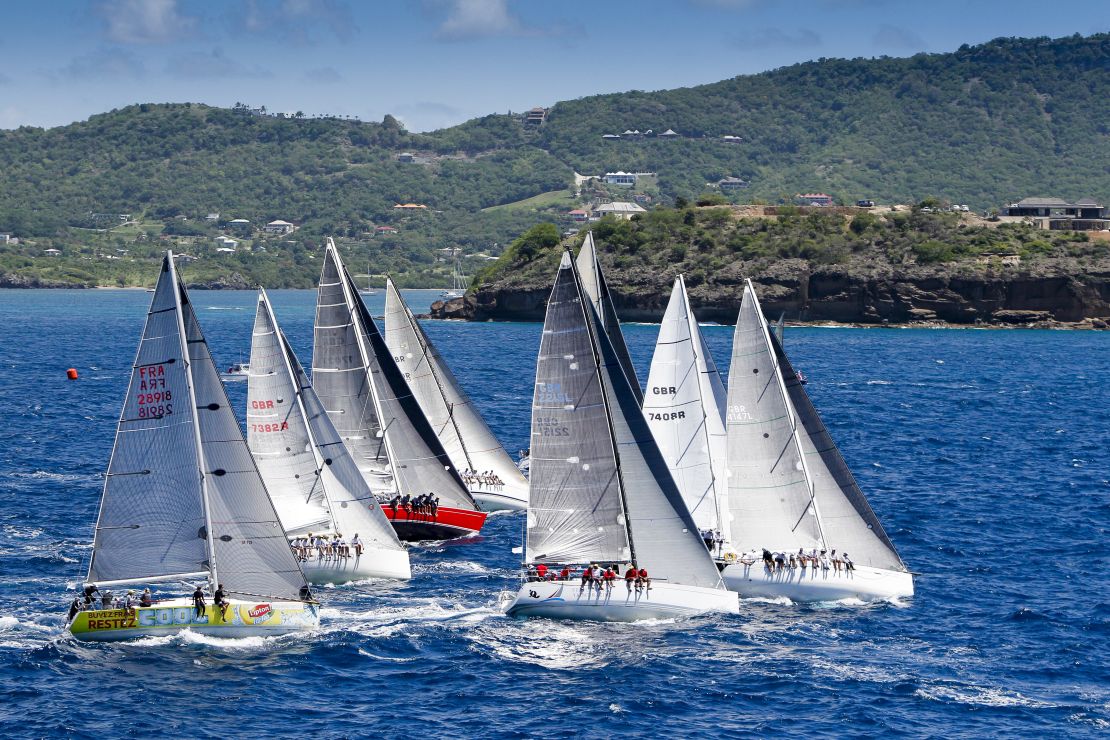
(720, 562, 913, 602)
(68, 598, 319, 642)
(298, 547, 411, 583)
(470, 486, 528, 512)
(504, 580, 738, 622)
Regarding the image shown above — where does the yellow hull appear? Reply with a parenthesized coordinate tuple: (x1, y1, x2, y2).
(68, 599, 319, 642)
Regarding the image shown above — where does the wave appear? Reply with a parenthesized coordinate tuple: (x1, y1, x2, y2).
(914, 684, 1055, 709)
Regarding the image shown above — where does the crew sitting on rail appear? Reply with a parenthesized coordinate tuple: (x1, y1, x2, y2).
(140, 588, 153, 607)
(351, 533, 363, 556)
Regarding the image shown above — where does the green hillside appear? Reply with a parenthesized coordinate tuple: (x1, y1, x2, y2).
(0, 33, 1107, 287)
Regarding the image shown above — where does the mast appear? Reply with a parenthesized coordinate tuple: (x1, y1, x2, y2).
(169, 251, 219, 588)
(569, 251, 638, 566)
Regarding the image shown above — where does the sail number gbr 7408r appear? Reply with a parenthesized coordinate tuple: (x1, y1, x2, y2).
(648, 386, 687, 422)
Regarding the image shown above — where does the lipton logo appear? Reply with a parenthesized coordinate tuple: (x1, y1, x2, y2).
(249, 604, 272, 619)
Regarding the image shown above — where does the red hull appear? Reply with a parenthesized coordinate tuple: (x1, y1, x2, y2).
(381, 504, 486, 541)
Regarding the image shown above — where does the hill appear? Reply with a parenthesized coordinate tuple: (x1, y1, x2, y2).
(431, 206, 1110, 328)
(0, 34, 1107, 287)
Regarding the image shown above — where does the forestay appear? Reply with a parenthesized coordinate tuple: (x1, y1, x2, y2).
(383, 279, 528, 498)
(725, 281, 825, 555)
(644, 276, 729, 537)
(575, 232, 642, 404)
(773, 335, 906, 571)
(313, 241, 390, 483)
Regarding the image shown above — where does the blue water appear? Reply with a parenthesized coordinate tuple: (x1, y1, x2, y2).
(0, 289, 1107, 738)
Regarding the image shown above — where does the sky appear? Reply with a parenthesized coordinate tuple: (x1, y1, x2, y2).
(0, 0, 1106, 132)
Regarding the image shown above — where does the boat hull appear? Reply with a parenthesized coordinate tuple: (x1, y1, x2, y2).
(720, 561, 914, 602)
(381, 504, 487, 541)
(504, 580, 738, 622)
(470, 486, 528, 512)
(68, 598, 319, 642)
(299, 546, 411, 583)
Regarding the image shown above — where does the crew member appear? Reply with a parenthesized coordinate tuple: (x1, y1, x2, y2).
(140, 588, 153, 607)
(213, 583, 230, 620)
(624, 565, 638, 592)
(351, 533, 363, 556)
(192, 585, 206, 619)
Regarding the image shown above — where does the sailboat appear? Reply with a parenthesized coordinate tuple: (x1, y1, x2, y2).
(717, 280, 913, 601)
(384, 279, 529, 511)
(440, 255, 466, 299)
(359, 261, 378, 296)
(68, 252, 319, 641)
(643, 276, 730, 553)
(312, 239, 487, 541)
(504, 251, 738, 621)
(246, 289, 411, 582)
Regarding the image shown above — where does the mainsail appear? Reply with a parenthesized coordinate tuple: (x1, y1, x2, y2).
(575, 232, 642, 404)
(643, 276, 729, 538)
(248, 289, 404, 553)
(383, 278, 528, 501)
(527, 251, 722, 589)
(315, 241, 477, 511)
(725, 280, 907, 572)
(725, 280, 824, 554)
(88, 253, 308, 602)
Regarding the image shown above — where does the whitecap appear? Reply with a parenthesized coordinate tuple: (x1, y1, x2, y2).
(915, 684, 1055, 708)
(866, 380, 892, 385)
(738, 595, 794, 606)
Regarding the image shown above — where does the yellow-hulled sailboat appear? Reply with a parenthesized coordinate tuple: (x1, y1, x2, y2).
(67, 252, 319, 641)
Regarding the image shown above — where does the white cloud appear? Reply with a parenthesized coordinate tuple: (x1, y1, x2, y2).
(95, 0, 197, 44)
(435, 0, 533, 40)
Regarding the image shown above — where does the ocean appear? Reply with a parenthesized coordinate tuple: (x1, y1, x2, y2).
(0, 288, 1106, 738)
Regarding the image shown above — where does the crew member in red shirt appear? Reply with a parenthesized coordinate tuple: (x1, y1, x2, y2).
(559, 566, 571, 581)
(624, 566, 637, 592)
(637, 567, 650, 592)
(536, 563, 548, 580)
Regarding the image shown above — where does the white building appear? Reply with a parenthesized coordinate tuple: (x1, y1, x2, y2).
(43, 248, 62, 256)
(228, 218, 252, 231)
(215, 236, 239, 249)
(596, 201, 647, 220)
(263, 220, 295, 235)
(604, 171, 637, 187)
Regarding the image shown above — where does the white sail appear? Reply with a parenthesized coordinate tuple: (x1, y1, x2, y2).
(575, 232, 642, 403)
(248, 291, 333, 535)
(249, 289, 405, 555)
(643, 276, 729, 539)
(772, 331, 907, 571)
(89, 253, 308, 602)
(725, 281, 824, 556)
(527, 251, 723, 590)
(383, 279, 528, 505)
(315, 241, 477, 511)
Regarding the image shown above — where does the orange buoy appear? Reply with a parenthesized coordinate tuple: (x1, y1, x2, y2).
(66, 368, 79, 380)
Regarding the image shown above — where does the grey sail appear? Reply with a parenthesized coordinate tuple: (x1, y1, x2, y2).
(179, 279, 309, 601)
(643, 276, 729, 537)
(773, 335, 907, 571)
(383, 279, 528, 500)
(319, 241, 477, 511)
(526, 251, 631, 564)
(248, 291, 333, 535)
(575, 232, 642, 404)
(313, 244, 390, 484)
(88, 256, 208, 585)
(528, 251, 723, 590)
(725, 281, 825, 555)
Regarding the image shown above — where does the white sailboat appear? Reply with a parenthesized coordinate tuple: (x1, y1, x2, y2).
(505, 251, 738, 621)
(643, 276, 731, 552)
(718, 280, 913, 601)
(312, 239, 487, 541)
(383, 278, 529, 512)
(246, 289, 411, 583)
(69, 252, 318, 641)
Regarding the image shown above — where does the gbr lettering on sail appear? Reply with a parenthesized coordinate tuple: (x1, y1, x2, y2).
(648, 386, 686, 422)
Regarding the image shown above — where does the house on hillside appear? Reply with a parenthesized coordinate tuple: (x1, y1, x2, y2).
(215, 236, 239, 249)
(1002, 197, 1108, 230)
(658, 129, 680, 138)
(264, 219, 295, 235)
(0, 234, 10, 244)
(375, 225, 398, 234)
(796, 193, 833, 207)
(228, 218, 252, 232)
(601, 133, 621, 140)
(215, 247, 236, 254)
(205, 212, 220, 221)
(393, 203, 428, 210)
(43, 248, 61, 256)
(596, 202, 647, 220)
(718, 176, 751, 191)
(567, 209, 589, 222)
(397, 152, 415, 162)
(524, 107, 548, 125)
(721, 135, 743, 143)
